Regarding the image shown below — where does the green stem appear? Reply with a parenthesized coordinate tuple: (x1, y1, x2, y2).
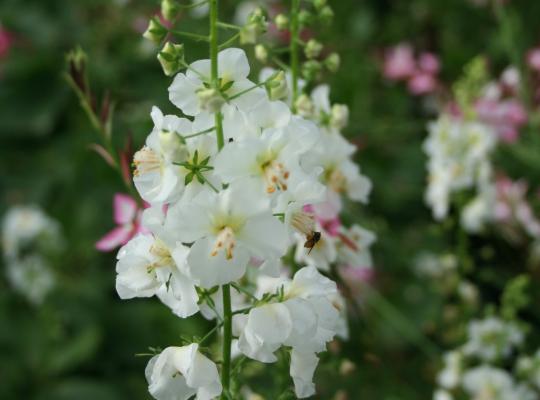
(169, 29, 209, 42)
(217, 21, 242, 30)
(289, 0, 300, 112)
(209, 1, 230, 397)
(221, 284, 232, 398)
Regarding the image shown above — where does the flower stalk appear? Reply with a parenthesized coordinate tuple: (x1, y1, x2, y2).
(290, 0, 301, 112)
(208, 0, 231, 396)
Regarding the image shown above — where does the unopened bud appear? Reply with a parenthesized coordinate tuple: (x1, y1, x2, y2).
(330, 104, 349, 130)
(325, 52, 340, 72)
(197, 87, 225, 113)
(274, 14, 289, 30)
(266, 71, 288, 101)
(159, 130, 187, 162)
(66, 47, 88, 93)
(305, 39, 323, 59)
(295, 94, 314, 117)
(240, 8, 267, 44)
(339, 359, 356, 376)
(319, 6, 334, 25)
(143, 18, 168, 44)
(157, 42, 184, 76)
(298, 10, 313, 27)
(255, 44, 268, 63)
(302, 60, 322, 81)
(161, 0, 179, 21)
(313, 0, 327, 10)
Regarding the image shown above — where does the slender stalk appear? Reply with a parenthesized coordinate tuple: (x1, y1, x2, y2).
(209, 0, 231, 397)
(209, 0, 225, 150)
(221, 284, 232, 398)
(289, 0, 301, 112)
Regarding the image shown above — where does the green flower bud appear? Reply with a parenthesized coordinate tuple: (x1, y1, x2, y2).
(313, 0, 327, 10)
(143, 18, 168, 44)
(255, 44, 268, 64)
(240, 8, 267, 44)
(304, 39, 323, 59)
(330, 104, 349, 130)
(274, 14, 289, 30)
(319, 6, 334, 25)
(161, 0, 179, 21)
(298, 10, 313, 27)
(324, 52, 340, 72)
(294, 94, 314, 118)
(265, 71, 288, 101)
(157, 42, 185, 76)
(302, 60, 322, 82)
(197, 87, 225, 113)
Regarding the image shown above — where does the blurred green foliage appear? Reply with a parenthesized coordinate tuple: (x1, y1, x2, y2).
(2, 0, 540, 399)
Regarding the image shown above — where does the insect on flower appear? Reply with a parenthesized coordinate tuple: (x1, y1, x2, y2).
(304, 231, 321, 254)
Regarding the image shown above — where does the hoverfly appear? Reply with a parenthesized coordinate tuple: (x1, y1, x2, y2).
(304, 231, 321, 254)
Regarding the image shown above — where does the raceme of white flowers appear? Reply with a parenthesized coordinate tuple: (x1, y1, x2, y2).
(423, 114, 497, 232)
(117, 47, 374, 399)
(433, 316, 540, 400)
(1, 205, 62, 304)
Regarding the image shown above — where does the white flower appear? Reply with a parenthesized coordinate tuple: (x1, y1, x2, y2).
(463, 317, 524, 362)
(294, 223, 337, 271)
(424, 115, 497, 220)
(215, 119, 322, 200)
(308, 85, 349, 132)
(237, 267, 339, 398)
(2, 205, 61, 260)
(6, 255, 55, 304)
(437, 351, 463, 389)
(336, 224, 376, 269)
(169, 48, 265, 116)
(146, 344, 222, 400)
(304, 134, 372, 203)
(433, 389, 453, 400)
(165, 181, 288, 288)
(115, 232, 199, 318)
(462, 365, 516, 400)
(461, 185, 496, 233)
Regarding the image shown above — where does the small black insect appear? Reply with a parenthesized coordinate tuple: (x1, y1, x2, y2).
(228, 138, 234, 143)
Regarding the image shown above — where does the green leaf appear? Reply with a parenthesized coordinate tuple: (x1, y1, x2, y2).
(185, 172, 194, 185)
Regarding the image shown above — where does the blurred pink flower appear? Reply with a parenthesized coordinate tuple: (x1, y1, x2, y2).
(495, 177, 540, 239)
(407, 72, 437, 95)
(475, 98, 527, 143)
(0, 26, 12, 59)
(96, 193, 146, 252)
(418, 52, 440, 74)
(527, 47, 540, 73)
(383, 43, 416, 81)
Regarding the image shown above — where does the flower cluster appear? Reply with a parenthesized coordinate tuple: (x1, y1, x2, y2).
(116, 40, 372, 397)
(382, 43, 440, 96)
(434, 315, 540, 400)
(1, 205, 62, 304)
(423, 113, 496, 225)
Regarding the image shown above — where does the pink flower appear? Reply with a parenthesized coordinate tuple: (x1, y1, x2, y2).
(96, 193, 145, 252)
(418, 52, 440, 75)
(527, 47, 540, 73)
(475, 98, 527, 143)
(0, 26, 13, 59)
(407, 72, 437, 95)
(383, 43, 416, 81)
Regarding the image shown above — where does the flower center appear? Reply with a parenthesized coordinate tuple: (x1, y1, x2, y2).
(262, 160, 290, 193)
(133, 146, 161, 177)
(326, 168, 346, 193)
(211, 226, 236, 260)
(146, 240, 173, 272)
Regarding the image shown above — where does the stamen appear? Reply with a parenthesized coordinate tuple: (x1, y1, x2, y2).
(211, 227, 236, 260)
(263, 161, 290, 193)
(133, 146, 161, 177)
(291, 211, 316, 237)
(146, 240, 173, 272)
(327, 168, 347, 193)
